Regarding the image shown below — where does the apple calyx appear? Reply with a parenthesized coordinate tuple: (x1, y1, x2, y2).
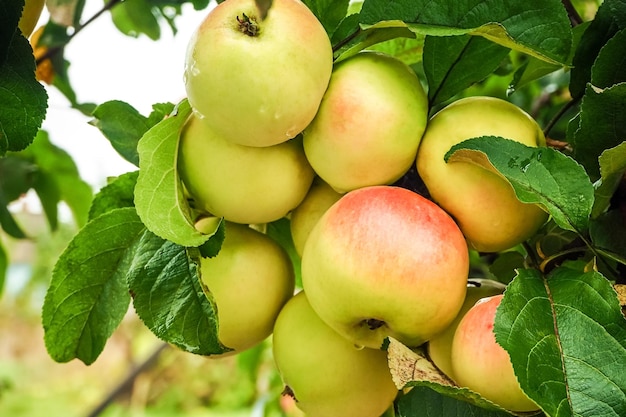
(365, 318, 385, 330)
(236, 13, 260, 36)
(282, 385, 297, 400)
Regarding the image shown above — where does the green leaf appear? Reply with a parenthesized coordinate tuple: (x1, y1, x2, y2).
(423, 35, 510, 106)
(0, 193, 27, 238)
(396, 385, 514, 417)
(0, 239, 6, 298)
(88, 171, 139, 221)
(573, 83, 626, 182)
(0, 31, 48, 156)
(42, 207, 146, 364)
(570, 0, 626, 99)
(21, 130, 93, 229)
(266, 218, 302, 288)
(302, 0, 349, 34)
(135, 99, 217, 247)
(110, 0, 161, 40)
(127, 230, 230, 356)
(590, 29, 626, 89)
(590, 210, 626, 263)
(495, 267, 626, 417)
(334, 20, 416, 62)
(446, 137, 595, 234)
(0, 0, 22, 61)
(593, 142, 626, 218)
(368, 34, 424, 66)
(359, 0, 572, 65)
(0, 155, 38, 201)
(90, 101, 174, 167)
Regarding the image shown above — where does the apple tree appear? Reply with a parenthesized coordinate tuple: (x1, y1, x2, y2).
(2, 0, 626, 416)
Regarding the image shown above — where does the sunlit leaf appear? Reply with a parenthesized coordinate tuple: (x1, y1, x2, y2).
(593, 142, 626, 218)
(446, 137, 595, 234)
(495, 267, 626, 417)
(42, 207, 145, 364)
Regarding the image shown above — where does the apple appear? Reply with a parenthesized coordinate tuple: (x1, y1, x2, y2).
(184, 0, 333, 147)
(18, 0, 45, 38)
(178, 114, 315, 224)
(197, 219, 295, 354)
(451, 294, 540, 412)
(416, 96, 549, 253)
(303, 51, 429, 193)
(427, 278, 506, 380)
(272, 291, 398, 417)
(289, 178, 342, 257)
(301, 185, 470, 349)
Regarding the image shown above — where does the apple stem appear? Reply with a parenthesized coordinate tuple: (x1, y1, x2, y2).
(237, 13, 260, 36)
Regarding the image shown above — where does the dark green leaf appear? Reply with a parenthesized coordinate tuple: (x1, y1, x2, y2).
(0, 32, 48, 156)
(423, 35, 510, 106)
(488, 251, 526, 284)
(302, 0, 349, 34)
(495, 267, 626, 417)
(88, 171, 139, 221)
(570, 0, 626, 98)
(446, 137, 595, 234)
(127, 230, 230, 356)
(135, 99, 218, 247)
(591, 29, 626, 89)
(0, 155, 38, 201)
(590, 210, 626, 261)
(330, 12, 360, 48)
(0, 0, 22, 61)
(593, 142, 626, 218)
(110, 0, 161, 40)
(573, 83, 626, 182)
(396, 385, 513, 417)
(0, 196, 26, 238)
(0, 239, 6, 298)
(359, 0, 572, 65)
(90, 101, 174, 167)
(198, 219, 225, 259)
(42, 207, 145, 364)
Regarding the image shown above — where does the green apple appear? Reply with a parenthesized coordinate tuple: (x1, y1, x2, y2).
(451, 294, 540, 412)
(303, 51, 429, 193)
(198, 219, 295, 354)
(427, 278, 506, 380)
(301, 185, 470, 349)
(184, 0, 333, 147)
(272, 291, 398, 417)
(18, 0, 45, 38)
(289, 178, 342, 257)
(178, 114, 315, 224)
(416, 96, 549, 253)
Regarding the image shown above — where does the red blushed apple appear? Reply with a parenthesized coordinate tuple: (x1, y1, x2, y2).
(451, 294, 540, 412)
(301, 185, 470, 349)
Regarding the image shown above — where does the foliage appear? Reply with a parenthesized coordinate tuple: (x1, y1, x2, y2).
(1, 0, 625, 416)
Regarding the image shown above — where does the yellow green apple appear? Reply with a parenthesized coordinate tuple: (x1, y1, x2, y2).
(272, 291, 398, 417)
(416, 96, 549, 253)
(303, 51, 429, 192)
(198, 219, 295, 354)
(289, 178, 342, 257)
(451, 294, 540, 412)
(301, 185, 469, 349)
(178, 114, 314, 224)
(184, 0, 333, 147)
(427, 278, 506, 380)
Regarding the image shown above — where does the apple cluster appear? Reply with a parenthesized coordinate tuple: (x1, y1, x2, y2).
(179, 0, 547, 415)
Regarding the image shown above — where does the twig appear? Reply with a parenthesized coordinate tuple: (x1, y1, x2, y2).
(561, 0, 583, 26)
(36, 0, 123, 65)
(84, 342, 170, 417)
(542, 97, 579, 139)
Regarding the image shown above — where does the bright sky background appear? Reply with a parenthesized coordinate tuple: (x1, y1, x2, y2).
(40, 1, 211, 190)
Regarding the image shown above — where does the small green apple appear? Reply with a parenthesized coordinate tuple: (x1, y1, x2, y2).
(427, 278, 506, 380)
(178, 114, 315, 224)
(184, 0, 333, 147)
(303, 51, 429, 193)
(18, 0, 45, 38)
(416, 96, 549, 253)
(451, 294, 540, 412)
(289, 178, 343, 257)
(272, 291, 398, 417)
(301, 185, 470, 349)
(198, 219, 295, 354)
